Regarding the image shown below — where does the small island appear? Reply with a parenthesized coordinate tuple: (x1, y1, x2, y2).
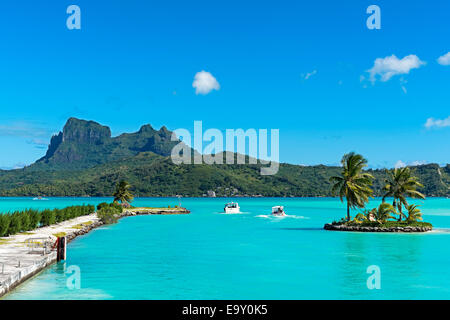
(325, 153, 432, 233)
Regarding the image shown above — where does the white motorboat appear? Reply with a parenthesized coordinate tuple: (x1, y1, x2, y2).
(271, 206, 286, 216)
(224, 202, 240, 214)
(32, 196, 49, 201)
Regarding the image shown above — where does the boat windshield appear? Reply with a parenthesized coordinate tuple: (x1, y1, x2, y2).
(272, 206, 284, 213)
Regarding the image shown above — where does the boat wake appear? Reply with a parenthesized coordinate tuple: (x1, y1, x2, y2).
(429, 228, 450, 234)
(255, 214, 309, 220)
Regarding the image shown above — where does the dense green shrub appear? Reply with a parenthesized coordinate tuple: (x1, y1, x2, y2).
(20, 211, 31, 231)
(110, 202, 123, 213)
(29, 209, 41, 229)
(41, 209, 56, 226)
(97, 202, 109, 211)
(97, 202, 123, 213)
(97, 206, 121, 224)
(55, 209, 65, 223)
(0, 214, 11, 237)
(0, 204, 95, 237)
(9, 212, 22, 234)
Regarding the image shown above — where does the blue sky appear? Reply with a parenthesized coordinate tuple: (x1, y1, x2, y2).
(0, 0, 449, 169)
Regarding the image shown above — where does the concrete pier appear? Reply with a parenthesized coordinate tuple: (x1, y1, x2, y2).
(0, 207, 190, 298)
(0, 213, 99, 298)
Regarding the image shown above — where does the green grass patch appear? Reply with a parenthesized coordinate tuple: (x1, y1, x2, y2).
(71, 221, 94, 229)
(53, 232, 67, 237)
(0, 238, 11, 245)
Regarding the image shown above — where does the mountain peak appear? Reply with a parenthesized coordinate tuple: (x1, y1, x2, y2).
(138, 124, 155, 133)
(62, 118, 111, 144)
(35, 118, 183, 169)
(158, 126, 171, 137)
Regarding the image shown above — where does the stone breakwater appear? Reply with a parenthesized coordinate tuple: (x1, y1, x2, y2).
(66, 208, 191, 242)
(0, 207, 190, 298)
(66, 220, 104, 242)
(126, 209, 191, 215)
(324, 223, 432, 233)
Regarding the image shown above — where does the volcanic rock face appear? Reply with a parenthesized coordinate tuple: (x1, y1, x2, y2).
(62, 117, 111, 144)
(36, 117, 180, 169)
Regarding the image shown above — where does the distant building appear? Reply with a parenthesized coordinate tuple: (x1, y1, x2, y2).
(207, 190, 216, 198)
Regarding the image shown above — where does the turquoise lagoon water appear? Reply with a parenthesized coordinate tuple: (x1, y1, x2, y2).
(3, 197, 450, 300)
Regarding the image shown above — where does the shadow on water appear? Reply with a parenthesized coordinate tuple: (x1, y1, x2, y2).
(335, 233, 369, 298)
(333, 232, 425, 299)
(53, 261, 67, 275)
(379, 234, 423, 298)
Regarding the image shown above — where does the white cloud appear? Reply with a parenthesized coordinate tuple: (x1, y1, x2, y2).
(367, 54, 425, 82)
(425, 116, 450, 129)
(395, 160, 406, 169)
(395, 160, 426, 169)
(192, 71, 220, 95)
(0, 121, 51, 138)
(410, 160, 427, 166)
(26, 138, 48, 149)
(437, 52, 450, 66)
(399, 77, 408, 94)
(0, 162, 28, 170)
(301, 70, 317, 80)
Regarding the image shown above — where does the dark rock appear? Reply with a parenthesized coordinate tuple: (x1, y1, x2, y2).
(323, 223, 432, 233)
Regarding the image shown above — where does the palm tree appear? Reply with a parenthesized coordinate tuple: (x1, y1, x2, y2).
(382, 167, 425, 221)
(406, 204, 423, 222)
(113, 180, 134, 206)
(354, 213, 367, 222)
(330, 153, 374, 221)
(374, 203, 396, 224)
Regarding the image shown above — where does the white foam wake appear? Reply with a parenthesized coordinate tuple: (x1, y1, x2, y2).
(255, 214, 308, 220)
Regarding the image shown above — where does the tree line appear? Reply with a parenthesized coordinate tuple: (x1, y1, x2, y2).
(0, 204, 95, 237)
(330, 152, 427, 224)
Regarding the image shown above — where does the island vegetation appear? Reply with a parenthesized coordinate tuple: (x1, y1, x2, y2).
(0, 118, 448, 198)
(325, 152, 433, 232)
(96, 180, 133, 224)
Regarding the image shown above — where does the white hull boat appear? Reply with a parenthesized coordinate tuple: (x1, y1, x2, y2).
(272, 206, 286, 216)
(224, 202, 240, 214)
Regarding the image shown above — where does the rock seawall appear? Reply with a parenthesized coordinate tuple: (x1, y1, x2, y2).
(66, 220, 104, 243)
(66, 208, 190, 242)
(324, 223, 432, 233)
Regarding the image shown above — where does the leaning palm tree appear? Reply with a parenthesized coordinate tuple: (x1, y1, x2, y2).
(406, 204, 423, 222)
(113, 180, 134, 206)
(330, 153, 374, 221)
(382, 167, 425, 221)
(374, 203, 396, 224)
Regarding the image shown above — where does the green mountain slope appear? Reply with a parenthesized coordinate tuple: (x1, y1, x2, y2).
(32, 117, 179, 170)
(0, 152, 448, 197)
(0, 118, 448, 197)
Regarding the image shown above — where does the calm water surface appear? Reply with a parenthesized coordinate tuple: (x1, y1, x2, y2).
(3, 197, 450, 299)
